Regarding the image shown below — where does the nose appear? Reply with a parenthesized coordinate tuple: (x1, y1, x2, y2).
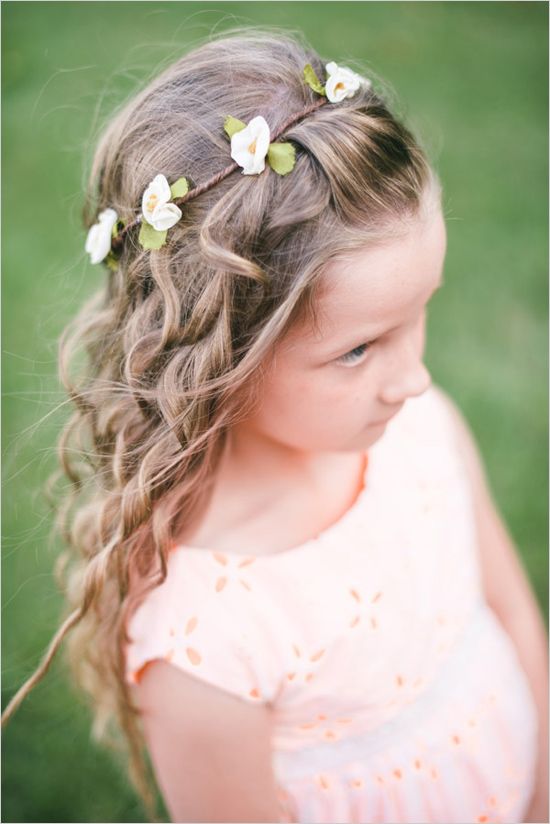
(379, 358, 432, 406)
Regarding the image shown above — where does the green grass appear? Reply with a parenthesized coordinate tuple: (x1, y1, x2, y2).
(2, 2, 547, 821)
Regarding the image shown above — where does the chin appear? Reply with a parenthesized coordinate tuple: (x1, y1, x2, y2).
(368, 427, 386, 443)
(349, 426, 386, 451)
(368, 417, 393, 438)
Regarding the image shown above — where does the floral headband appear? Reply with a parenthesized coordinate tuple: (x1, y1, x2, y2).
(85, 61, 370, 268)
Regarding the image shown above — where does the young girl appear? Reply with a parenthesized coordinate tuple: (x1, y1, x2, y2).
(2, 25, 547, 824)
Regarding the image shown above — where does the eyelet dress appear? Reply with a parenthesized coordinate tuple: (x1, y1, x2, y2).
(124, 385, 538, 824)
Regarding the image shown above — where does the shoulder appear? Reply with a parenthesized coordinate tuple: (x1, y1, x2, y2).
(383, 383, 462, 450)
(428, 384, 491, 499)
(125, 546, 282, 706)
(398, 383, 480, 452)
(430, 387, 536, 618)
(391, 383, 492, 505)
(428, 382, 469, 428)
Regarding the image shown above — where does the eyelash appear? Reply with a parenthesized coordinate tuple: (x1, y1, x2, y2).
(336, 302, 433, 368)
(337, 340, 375, 366)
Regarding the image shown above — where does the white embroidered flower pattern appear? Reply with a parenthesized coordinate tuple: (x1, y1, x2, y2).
(230, 115, 271, 175)
(85, 208, 118, 264)
(325, 61, 368, 103)
(141, 174, 182, 231)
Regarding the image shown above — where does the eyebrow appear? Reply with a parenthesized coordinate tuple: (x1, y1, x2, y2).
(322, 276, 445, 358)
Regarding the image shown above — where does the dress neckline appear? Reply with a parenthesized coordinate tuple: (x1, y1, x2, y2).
(170, 448, 371, 563)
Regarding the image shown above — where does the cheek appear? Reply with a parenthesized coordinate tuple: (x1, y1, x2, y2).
(261, 366, 367, 428)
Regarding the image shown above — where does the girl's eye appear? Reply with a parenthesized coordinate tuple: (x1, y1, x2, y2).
(337, 341, 374, 367)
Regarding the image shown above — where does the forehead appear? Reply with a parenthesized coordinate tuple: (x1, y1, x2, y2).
(297, 207, 447, 345)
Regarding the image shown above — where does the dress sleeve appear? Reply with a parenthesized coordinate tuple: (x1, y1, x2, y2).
(124, 546, 281, 706)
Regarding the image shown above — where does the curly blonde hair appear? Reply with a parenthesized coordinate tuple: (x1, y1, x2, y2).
(2, 24, 441, 821)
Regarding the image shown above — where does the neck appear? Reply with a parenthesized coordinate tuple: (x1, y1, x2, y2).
(220, 422, 326, 490)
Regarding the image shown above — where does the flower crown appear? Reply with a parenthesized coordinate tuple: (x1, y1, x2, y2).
(85, 61, 370, 268)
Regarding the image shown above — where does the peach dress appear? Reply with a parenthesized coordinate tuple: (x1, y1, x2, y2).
(124, 385, 538, 824)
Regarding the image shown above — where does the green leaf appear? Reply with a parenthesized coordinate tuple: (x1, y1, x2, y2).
(266, 142, 296, 176)
(138, 220, 168, 250)
(104, 251, 119, 271)
(223, 115, 247, 139)
(170, 176, 189, 199)
(303, 63, 326, 96)
(111, 219, 125, 238)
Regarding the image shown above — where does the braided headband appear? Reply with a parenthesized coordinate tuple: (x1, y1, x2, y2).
(85, 61, 370, 267)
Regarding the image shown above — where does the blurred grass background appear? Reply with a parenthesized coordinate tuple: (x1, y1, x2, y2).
(2, 2, 547, 822)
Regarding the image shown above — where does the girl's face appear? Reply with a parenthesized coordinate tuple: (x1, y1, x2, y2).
(241, 205, 447, 455)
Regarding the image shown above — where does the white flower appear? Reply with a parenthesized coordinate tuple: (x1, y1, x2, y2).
(85, 208, 118, 264)
(141, 173, 182, 231)
(325, 61, 369, 103)
(230, 115, 271, 175)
